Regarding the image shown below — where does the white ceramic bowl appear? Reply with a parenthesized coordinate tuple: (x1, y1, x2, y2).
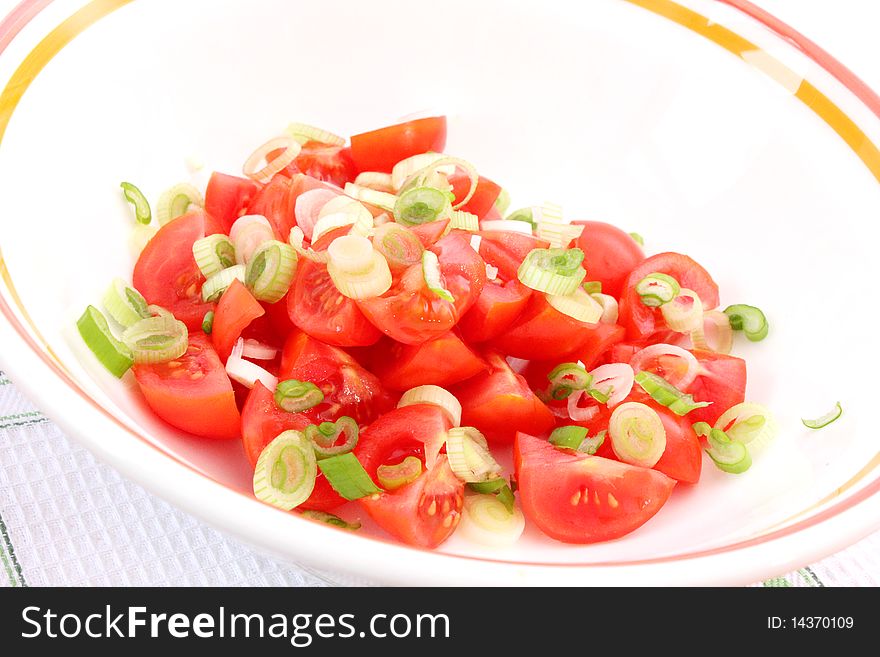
(1, 0, 878, 585)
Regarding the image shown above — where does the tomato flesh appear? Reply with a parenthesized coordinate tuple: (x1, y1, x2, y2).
(212, 279, 265, 362)
(205, 172, 261, 234)
(350, 116, 447, 173)
(573, 221, 644, 298)
(685, 350, 747, 425)
(491, 293, 597, 360)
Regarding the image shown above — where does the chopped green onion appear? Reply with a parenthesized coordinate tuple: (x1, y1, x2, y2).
(391, 152, 454, 191)
(327, 236, 393, 299)
(120, 182, 151, 225)
(201, 311, 214, 335)
(445, 427, 503, 483)
(275, 379, 324, 413)
(156, 182, 203, 226)
(801, 402, 843, 430)
(587, 387, 611, 404)
(231, 214, 274, 265)
(397, 384, 462, 426)
(634, 371, 711, 416)
(76, 305, 134, 377)
(582, 281, 602, 295)
(724, 304, 769, 342)
(661, 289, 704, 333)
(286, 122, 346, 146)
(536, 222, 584, 249)
(609, 401, 667, 467)
(506, 207, 536, 227)
(546, 287, 603, 323)
(706, 428, 752, 474)
(317, 452, 383, 501)
(343, 182, 398, 212)
(714, 402, 776, 448)
(517, 247, 586, 296)
(422, 250, 454, 302)
(305, 416, 359, 459)
(592, 292, 619, 324)
(549, 425, 589, 449)
(102, 278, 150, 328)
(692, 421, 711, 437)
(300, 510, 361, 530)
(467, 478, 515, 514)
(372, 223, 424, 271)
(253, 430, 317, 510)
(394, 186, 451, 226)
(449, 210, 479, 232)
(397, 156, 478, 210)
(636, 273, 680, 307)
(580, 430, 606, 455)
(629, 232, 644, 247)
(546, 362, 592, 400)
(246, 240, 298, 304)
(121, 314, 188, 365)
(202, 264, 246, 302)
(315, 196, 374, 239)
(193, 234, 236, 278)
(377, 455, 423, 490)
(494, 188, 511, 215)
(458, 494, 524, 547)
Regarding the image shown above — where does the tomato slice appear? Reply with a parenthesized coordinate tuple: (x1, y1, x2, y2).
(372, 332, 487, 391)
(132, 210, 214, 330)
(514, 431, 676, 543)
(573, 221, 645, 298)
(685, 350, 747, 425)
(205, 172, 261, 234)
(291, 142, 357, 187)
(247, 175, 295, 240)
(133, 334, 240, 439)
(279, 331, 395, 425)
(357, 232, 486, 344)
(350, 116, 447, 173)
(619, 252, 720, 340)
(410, 218, 450, 247)
(457, 278, 531, 343)
(453, 353, 554, 444)
(450, 173, 502, 220)
(212, 279, 265, 362)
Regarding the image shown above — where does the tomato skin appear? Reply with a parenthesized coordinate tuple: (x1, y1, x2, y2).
(564, 322, 627, 370)
(212, 280, 265, 362)
(477, 231, 550, 280)
(133, 334, 240, 439)
(247, 175, 295, 240)
(457, 278, 531, 343)
(651, 402, 703, 484)
(573, 221, 644, 298)
(350, 116, 447, 173)
(453, 353, 554, 444)
(292, 142, 357, 187)
(132, 210, 214, 330)
(410, 218, 450, 247)
(490, 293, 597, 360)
(685, 350, 747, 425)
(450, 173, 502, 219)
(288, 258, 382, 347)
(372, 332, 487, 391)
(205, 172, 261, 234)
(619, 252, 720, 340)
(514, 432, 676, 544)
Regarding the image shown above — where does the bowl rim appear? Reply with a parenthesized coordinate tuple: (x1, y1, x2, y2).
(1, 0, 879, 585)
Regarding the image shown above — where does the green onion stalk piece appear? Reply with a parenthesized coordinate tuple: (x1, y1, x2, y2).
(579, 430, 606, 455)
(517, 247, 586, 296)
(102, 278, 150, 328)
(253, 430, 317, 510)
(609, 402, 667, 468)
(76, 305, 134, 377)
(377, 455, 423, 490)
(705, 428, 752, 474)
(121, 314, 188, 365)
(506, 207, 536, 227)
(394, 186, 452, 226)
(692, 421, 712, 437)
(120, 182, 151, 225)
(629, 232, 644, 247)
(201, 311, 214, 335)
(372, 222, 424, 271)
(193, 234, 237, 278)
(300, 510, 361, 530)
(305, 416, 359, 459)
(546, 362, 593, 400)
(494, 188, 511, 216)
(446, 427, 503, 483)
(549, 425, 589, 450)
(635, 272, 680, 307)
(467, 478, 516, 513)
(246, 240, 298, 304)
(723, 304, 769, 342)
(156, 182, 203, 226)
(317, 452, 383, 501)
(201, 265, 246, 302)
(275, 379, 324, 413)
(422, 250, 455, 302)
(801, 402, 843, 430)
(582, 281, 602, 295)
(634, 371, 711, 416)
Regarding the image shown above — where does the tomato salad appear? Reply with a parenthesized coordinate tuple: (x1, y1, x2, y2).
(78, 116, 775, 548)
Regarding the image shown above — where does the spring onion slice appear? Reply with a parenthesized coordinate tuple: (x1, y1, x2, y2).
(579, 430, 606, 455)
(394, 186, 452, 226)
(506, 207, 537, 227)
(636, 273, 680, 307)
(706, 428, 752, 474)
(318, 452, 383, 501)
(801, 402, 843, 430)
(634, 371, 711, 416)
(120, 182, 151, 225)
(343, 182, 398, 212)
(546, 287, 603, 324)
(76, 306, 134, 377)
(318, 195, 374, 232)
(661, 288, 704, 333)
(458, 494, 525, 548)
(589, 363, 635, 407)
(391, 152, 455, 191)
(422, 250, 454, 302)
(243, 135, 301, 184)
(121, 314, 188, 365)
(253, 430, 317, 511)
(129, 223, 158, 258)
(467, 477, 515, 512)
(724, 304, 769, 342)
(398, 156, 478, 210)
(494, 188, 511, 215)
(629, 232, 644, 247)
(691, 310, 734, 354)
(300, 510, 361, 530)
(226, 338, 278, 390)
(445, 427, 502, 483)
(536, 222, 583, 249)
(305, 416, 359, 459)
(372, 222, 424, 270)
(714, 403, 776, 449)
(518, 247, 586, 296)
(201, 311, 214, 335)
(288, 226, 331, 264)
(549, 425, 588, 450)
(274, 379, 324, 413)
(546, 362, 592, 400)
(246, 240, 298, 303)
(469, 235, 482, 252)
(449, 210, 479, 232)
(609, 401, 667, 468)
(480, 219, 534, 235)
(202, 264, 246, 302)
(583, 281, 602, 295)
(230, 214, 274, 265)
(692, 422, 711, 438)
(592, 293, 619, 324)
(156, 182, 203, 226)
(327, 235, 393, 299)
(354, 171, 395, 193)
(193, 234, 236, 278)
(102, 278, 150, 328)
(485, 264, 499, 281)
(241, 339, 278, 360)
(377, 455, 423, 490)
(397, 385, 462, 427)
(630, 343, 701, 390)
(285, 121, 345, 146)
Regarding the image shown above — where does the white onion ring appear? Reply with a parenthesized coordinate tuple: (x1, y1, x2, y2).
(226, 339, 278, 389)
(241, 339, 278, 361)
(243, 135, 302, 183)
(630, 343, 701, 390)
(692, 310, 734, 354)
(230, 214, 274, 264)
(567, 392, 600, 421)
(295, 188, 339, 241)
(589, 363, 634, 408)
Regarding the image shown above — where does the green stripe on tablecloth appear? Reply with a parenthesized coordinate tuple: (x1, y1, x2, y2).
(799, 567, 825, 587)
(0, 512, 26, 587)
(762, 576, 792, 587)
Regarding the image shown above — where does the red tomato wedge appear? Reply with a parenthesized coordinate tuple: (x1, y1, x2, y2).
(573, 221, 644, 298)
(619, 252, 720, 340)
(450, 173, 502, 219)
(477, 231, 550, 280)
(410, 218, 450, 247)
(133, 334, 240, 439)
(205, 172, 261, 234)
(372, 332, 487, 391)
(247, 175, 295, 241)
(350, 116, 447, 173)
(457, 278, 531, 343)
(491, 293, 597, 360)
(564, 322, 626, 371)
(685, 350, 747, 425)
(453, 353, 554, 444)
(132, 210, 214, 330)
(292, 142, 357, 187)
(212, 279, 265, 362)
(514, 432, 675, 543)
